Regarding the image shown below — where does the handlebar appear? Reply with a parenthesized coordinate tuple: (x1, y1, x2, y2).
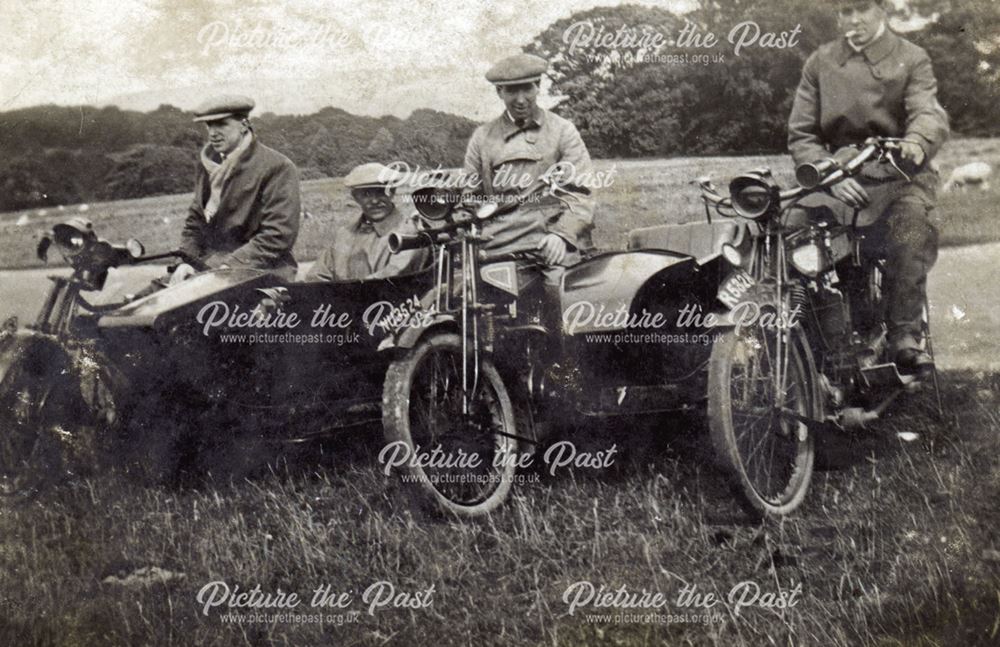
(478, 249, 540, 264)
(389, 176, 576, 254)
(387, 232, 436, 254)
(697, 137, 909, 215)
(136, 249, 209, 272)
(801, 139, 884, 190)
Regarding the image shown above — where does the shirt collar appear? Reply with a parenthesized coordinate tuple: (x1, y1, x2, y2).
(355, 205, 401, 237)
(847, 21, 885, 52)
(500, 106, 544, 141)
(838, 24, 896, 65)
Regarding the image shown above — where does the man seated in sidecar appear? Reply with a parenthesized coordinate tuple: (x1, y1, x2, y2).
(459, 53, 596, 332)
(174, 94, 302, 283)
(305, 163, 429, 282)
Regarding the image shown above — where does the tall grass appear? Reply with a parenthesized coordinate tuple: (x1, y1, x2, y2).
(1, 373, 998, 646)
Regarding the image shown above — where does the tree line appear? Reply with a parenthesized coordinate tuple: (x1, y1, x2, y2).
(526, 0, 1000, 158)
(0, 105, 477, 212)
(0, 0, 995, 212)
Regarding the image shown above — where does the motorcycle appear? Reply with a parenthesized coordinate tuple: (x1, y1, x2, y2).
(695, 137, 943, 516)
(377, 178, 741, 517)
(0, 216, 436, 495)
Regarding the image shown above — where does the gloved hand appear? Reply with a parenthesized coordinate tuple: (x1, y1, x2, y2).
(537, 233, 568, 265)
(830, 178, 870, 210)
(168, 263, 197, 286)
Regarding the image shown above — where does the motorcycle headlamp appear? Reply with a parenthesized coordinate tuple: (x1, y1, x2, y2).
(52, 218, 97, 257)
(729, 171, 778, 219)
(125, 238, 145, 259)
(790, 243, 824, 276)
(412, 181, 462, 222)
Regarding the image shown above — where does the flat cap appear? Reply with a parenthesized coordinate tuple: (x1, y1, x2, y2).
(344, 163, 403, 189)
(485, 53, 547, 86)
(192, 95, 255, 122)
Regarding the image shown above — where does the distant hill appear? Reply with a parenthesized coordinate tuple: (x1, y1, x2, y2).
(0, 103, 478, 211)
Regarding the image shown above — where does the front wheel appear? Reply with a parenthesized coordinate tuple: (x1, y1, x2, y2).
(707, 323, 817, 517)
(382, 333, 519, 518)
(0, 356, 84, 498)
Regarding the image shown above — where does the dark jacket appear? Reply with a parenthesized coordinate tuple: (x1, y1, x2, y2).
(788, 30, 950, 223)
(788, 30, 949, 167)
(180, 138, 301, 279)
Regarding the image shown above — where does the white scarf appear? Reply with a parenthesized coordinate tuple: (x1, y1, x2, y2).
(200, 131, 253, 222)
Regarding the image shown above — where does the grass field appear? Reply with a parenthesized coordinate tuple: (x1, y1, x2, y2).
(0, 375, 997, 646)
(1, 138, 999, 270)
(1, 142, 999, 646)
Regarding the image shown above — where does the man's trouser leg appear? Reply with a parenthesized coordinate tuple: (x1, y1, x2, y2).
(863, 200, 939, 354)
(540, 250, 579, 336)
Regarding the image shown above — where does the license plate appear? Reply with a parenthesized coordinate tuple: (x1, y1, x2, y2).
(717, 270, 756, 309)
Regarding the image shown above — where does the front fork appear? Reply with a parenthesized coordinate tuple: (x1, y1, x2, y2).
(751, 228, 797, 413)
(460, 233, 480, 414)
(457, 225, 502, 415)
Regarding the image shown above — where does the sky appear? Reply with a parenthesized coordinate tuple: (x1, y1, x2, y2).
(0, 0, 694, 121)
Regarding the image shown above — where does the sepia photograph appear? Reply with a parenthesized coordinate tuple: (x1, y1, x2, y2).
(1, 0, 998, 645)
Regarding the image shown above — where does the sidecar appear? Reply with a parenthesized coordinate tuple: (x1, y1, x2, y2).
(0, 238, 437, 491)
(93, 265, 438, 437)
(555, 219, 751, 413)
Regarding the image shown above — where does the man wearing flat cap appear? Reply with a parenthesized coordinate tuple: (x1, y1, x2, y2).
(304, 163, 428, 282)
(788, 0, 949, 373)
(462, 52, 596, 332)
(173, 94, 301, 283)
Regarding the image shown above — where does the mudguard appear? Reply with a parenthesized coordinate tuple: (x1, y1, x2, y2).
(0, 324, 75, 390)
(377, 312, 459, 352)
(561, 250, 696, 335)
(372, 272, 475, 353)
(701, 308, 740, 329)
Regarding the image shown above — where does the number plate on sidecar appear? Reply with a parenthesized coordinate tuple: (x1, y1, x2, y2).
(717, 270, 756, 309)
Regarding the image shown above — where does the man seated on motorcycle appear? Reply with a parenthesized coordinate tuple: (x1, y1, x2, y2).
(460, 53, 596, 333)
(305, 163, 428, 281)
(172, 94, 302, 284)
(788, 0, 949, 374)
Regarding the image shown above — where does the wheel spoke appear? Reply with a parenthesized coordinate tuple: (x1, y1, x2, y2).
(406, 345, 513, 506)
(713, 322, 815, 512)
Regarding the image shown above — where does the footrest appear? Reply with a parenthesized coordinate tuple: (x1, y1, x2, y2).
(860, 363, 917, 389)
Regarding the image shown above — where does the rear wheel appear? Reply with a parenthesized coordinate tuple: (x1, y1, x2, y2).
(382, 333, 518, 518)
(708, 321, 817, 516)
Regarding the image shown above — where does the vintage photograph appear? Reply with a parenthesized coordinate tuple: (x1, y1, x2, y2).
(1, 0, 998, 645)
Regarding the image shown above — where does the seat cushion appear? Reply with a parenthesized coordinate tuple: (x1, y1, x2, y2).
(627, 221, 745, 263)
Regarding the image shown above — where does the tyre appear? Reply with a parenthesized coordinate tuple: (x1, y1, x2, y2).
(0, 354, 83, 498)
(707, 321, 817, 517)
(382, 333, 518, 518)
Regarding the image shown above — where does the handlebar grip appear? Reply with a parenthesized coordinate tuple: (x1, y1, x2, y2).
(387, 232, 430, 254)
(843, 142, 879, 175)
